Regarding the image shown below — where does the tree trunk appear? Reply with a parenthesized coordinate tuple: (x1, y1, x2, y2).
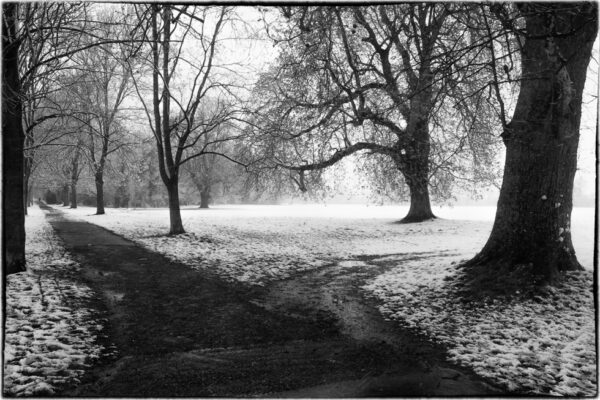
(70, 148, 80, 209)
(95, 172, 105, 214)
(396, 122, 435, 223)
(70, 181, 77, 209)
(467, 4, 597, 282)
(166, 178, 185, 234)
(62, 184, 70, 206)
(200, 187, 210, 209)
(2, 3, 26, 275)
(403, 172, 434, 223)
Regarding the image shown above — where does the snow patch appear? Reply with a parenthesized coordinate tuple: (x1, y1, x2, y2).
(60, 205, 495, 285)
(363, 261, 596, 396)
(4, 205, 108, 396)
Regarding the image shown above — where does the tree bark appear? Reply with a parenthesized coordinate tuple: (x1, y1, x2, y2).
(62, 184, 70, 206)
(403, 173, 434, 223)
(95, 172, 105, 214)
(70, 152, 79, 209)
(200, 188, 210, 209)
(166, 178, 185, 234)
(396, 120, 435, 223)
(2, 3, 26, 275)
(468, 4, 597, 282)
(70, 182, 77, 209)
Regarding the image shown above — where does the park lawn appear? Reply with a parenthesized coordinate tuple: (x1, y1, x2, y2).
(51, 204, 597, 395)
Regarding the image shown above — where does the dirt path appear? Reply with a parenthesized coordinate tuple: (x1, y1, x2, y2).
(42, 205, 501, 397)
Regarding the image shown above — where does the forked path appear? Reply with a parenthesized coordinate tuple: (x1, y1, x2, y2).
(42, 205, 501, 397)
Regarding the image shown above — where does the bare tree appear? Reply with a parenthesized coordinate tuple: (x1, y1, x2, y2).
(68, 15, 137, 214)
(131, 5, 243, 234)
(18, 4, 99, 214)
(22, 63, 62, 213)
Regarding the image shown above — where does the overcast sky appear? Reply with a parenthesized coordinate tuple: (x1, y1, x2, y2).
(119, 5, 598, 205)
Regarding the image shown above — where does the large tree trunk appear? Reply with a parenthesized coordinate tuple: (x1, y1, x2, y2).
(396, 121, 435, 223)
(166, 178, 185, 234)
(2, 3, 26, 276)
(395, 62, 436, 224)
(95, 172, 105, 214)
(467, 4, 597, 283)
(404, 173, 434, 223)
(200, 188, 210, 209)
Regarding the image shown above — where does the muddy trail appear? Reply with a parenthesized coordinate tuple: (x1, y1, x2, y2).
(41, 205, 501, 397)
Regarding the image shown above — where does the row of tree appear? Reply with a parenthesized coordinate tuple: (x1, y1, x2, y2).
(3, 3, 597, 284)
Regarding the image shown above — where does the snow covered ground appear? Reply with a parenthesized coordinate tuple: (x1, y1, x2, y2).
(61, 203, 594, 273)
(364, 257, 595, 395)
(3, 206, 109, 396)
(58, 203, 596, 395)
(60, 204, 495, 284)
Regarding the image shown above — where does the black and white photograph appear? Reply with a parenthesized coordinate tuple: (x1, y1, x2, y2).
(2, 2, 597, 397)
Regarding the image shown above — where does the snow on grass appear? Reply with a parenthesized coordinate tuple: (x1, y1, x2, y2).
(60, 204, 596, 394)
(61, 204, 594, 284)
(363, 258, 596, 395)
(4, 205, 107, 396)
(60, 204, 496, 285)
